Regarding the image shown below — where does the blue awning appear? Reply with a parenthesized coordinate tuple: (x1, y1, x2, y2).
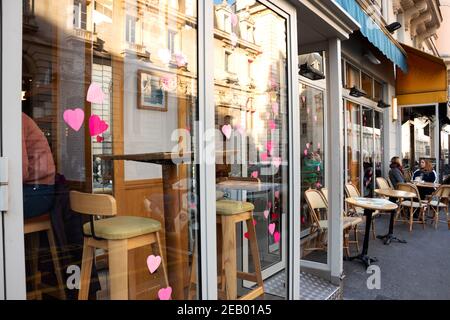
(334, 0, 408, 72)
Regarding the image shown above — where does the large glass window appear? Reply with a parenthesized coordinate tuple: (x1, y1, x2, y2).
(345, 63, 360, 89)
(346, 102, 361, 190)
(213, 0, 289, 300)
(21, 0, 200, 300)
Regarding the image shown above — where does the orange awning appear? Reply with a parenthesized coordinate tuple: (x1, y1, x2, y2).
(396, 44, 448, 106)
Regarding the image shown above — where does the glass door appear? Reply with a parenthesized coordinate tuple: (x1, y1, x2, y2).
(345, 101, 361, 191)
(213, 0, 290, 300)
(361, 107, 374, 197)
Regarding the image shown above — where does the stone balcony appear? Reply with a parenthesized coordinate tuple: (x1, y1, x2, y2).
(121, 42, 151, 61)
(66, 28, 98, 44)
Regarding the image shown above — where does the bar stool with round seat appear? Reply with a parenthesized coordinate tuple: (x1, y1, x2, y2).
(216, 199, 264, 300)
(70, 191, 169, 300)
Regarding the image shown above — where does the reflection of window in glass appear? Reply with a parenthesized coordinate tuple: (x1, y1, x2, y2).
(168, 30, 179, 54)
(73, 0, 87, 29)
(125, 15, 136, 43)
(361, 72, 373, 98)
(345, 63, 360, 89)
(223, 14, 231, 33)
(225, 51, 233, 73)
(374, 80, 383, 101)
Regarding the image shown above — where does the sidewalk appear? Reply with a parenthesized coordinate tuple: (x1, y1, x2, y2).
(343, 213, 450, 300)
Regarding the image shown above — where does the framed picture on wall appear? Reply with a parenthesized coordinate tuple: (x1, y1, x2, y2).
(137, 69, 168, 111)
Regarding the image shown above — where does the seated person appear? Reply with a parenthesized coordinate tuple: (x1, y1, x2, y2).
(388, 156, 405, 188)
(412, 159, 437, 199)
(22, 112, 56, 219)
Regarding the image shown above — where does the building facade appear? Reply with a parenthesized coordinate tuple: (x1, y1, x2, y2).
(0, 0, 447, 300)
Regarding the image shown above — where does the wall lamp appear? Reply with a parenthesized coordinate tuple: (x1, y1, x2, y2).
(349, 86, 367, 98)
(377, 100, 391, 109)
(385, 22, 402, 33)
(299, 63, 325, 80)
(392, 97, 398, 121)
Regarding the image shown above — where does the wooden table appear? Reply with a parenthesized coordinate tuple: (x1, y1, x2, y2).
(345, 197, 398, 267)
(100, 152, 192, 299)
(413, 181, 440, 189)
(374, 189, 415, 245)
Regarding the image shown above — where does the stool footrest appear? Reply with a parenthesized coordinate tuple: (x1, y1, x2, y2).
(239, 286, 264, 300)
(237, 271, 257, 282)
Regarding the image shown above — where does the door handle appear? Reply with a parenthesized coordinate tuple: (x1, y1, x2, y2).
(0, 157, 8, 211)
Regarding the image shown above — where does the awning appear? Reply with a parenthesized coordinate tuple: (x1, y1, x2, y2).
(334, 0, 408, 72)
(396, 44, 448, 106)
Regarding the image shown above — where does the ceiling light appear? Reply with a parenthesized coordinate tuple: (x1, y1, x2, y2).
(349, 86, 367, 98)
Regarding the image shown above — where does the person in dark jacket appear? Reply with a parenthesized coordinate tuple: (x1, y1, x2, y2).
(413, 159, 438, 199)
(389, 156, 405, 188)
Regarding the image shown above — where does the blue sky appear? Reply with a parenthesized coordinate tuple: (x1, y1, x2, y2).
(214, 0, 236, 5)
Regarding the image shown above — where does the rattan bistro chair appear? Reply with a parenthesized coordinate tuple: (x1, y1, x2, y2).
(345, 183, 379, 239)
(423, 185, 450, 229)
(376, 177, 392, 190)
(396, 183, 426, 232)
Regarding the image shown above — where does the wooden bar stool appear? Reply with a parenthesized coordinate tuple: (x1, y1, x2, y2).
(70, 191, 169, 300)
(216, 200, 264, 300)
(24, 213, 66, 300)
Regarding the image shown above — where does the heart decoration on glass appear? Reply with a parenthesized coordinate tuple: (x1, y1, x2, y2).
(272, 102, 279, 115)
(146, 255, 162, 274)
(272, 157, 282, 168)
(221, 124, 232, 140)
(264, 210, 270, 219)
(89, 115, 109, 137)
(96, 136, 104, 143)
(158, 287, 172, 300)
(260, 152, 269, 162)
(251, 171, 259, 179)
(268, 223, 276, 235)
(87, 83, 105, 104)
(63, 108, 84, 132)
(244, 232, 249, 239)
(274, 231, 281, 244)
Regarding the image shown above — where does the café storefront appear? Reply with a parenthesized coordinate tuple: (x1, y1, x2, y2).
(0, 0, 421, 300)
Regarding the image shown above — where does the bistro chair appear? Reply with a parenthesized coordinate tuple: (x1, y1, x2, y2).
(422, 185, 450, 229)
(376, 177, 392, 190)
(70, 191, 169, 300)
(24, 213, 66, 300)
(344, 183, 378, 239)
(396, 183, 426, 232)
(305, 189, 362, 257)
(403, 169, 412, 182)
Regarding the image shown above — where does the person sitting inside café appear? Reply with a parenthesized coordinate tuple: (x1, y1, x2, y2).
(389, 156, 405, 188)
(412, 159, 437, 199)
(22, 112, 56, 219)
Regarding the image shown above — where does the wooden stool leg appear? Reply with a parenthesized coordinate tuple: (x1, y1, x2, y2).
(409, 206, 414, 232)
(28, 232, 42, 300)
(353, 226, 359, 252)
(221, 216, 237, 300)
(153, 232, 169, 289)
(245, 218, 264, 292)
(108, 240, 129, 300)
(78, 238, 94, 300)
(46, 228, 66, 300)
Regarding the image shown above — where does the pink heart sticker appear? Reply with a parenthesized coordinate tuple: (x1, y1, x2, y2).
(96, 136, 104, 143)
(306, 143, 311, 149)
(272, 213, 279, 220)
(318, 143, 321, 149)
(268, 201, 272, 209)
(87, 83, 105, 104)
(272, 157, 282, 168)
(244, 232, 249, 239)
(275, 191, 280, 199)
(253, 219, 257, 226)
(317, 166, 321, 172)
(63, 108, 85, 132)
(266, 112, 271, 120)
(316, 182, 322, 188)
(272, 102, 279, 115)
(147, 255, 162, 274)
(264, 210, 270, 219)
(266, 141, 274, 155)
(158, 287, 172, 300)
(269, 119, 276, 130)
(89, 115, 109, 137)
(261, 152, 269, 162)
(268, 223, 276, 235)
(222, 124, 232, 140)
(304, 149, 308, 156)
(274, 231, 281, 243)
(251, 171, 259, 179)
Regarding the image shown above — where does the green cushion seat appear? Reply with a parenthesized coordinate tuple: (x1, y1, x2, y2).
(83, 216, 161, 240)
(216, 200, 255, 215)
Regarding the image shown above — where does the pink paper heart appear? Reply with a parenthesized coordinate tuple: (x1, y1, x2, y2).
(253, 219, 257, 226)
(268, 223, 276, 235)
(251, 171, 259, 179)
(272, 102, 279, 115)
(266, 112, 271, 120)
(244, 232, 249, 239)
(260, 152, 269, 162)
(63, 108, 85, 132)
(264, 210, 269, 219)
(231, 33, 238, 47)
(274, 231, 281, 243)
(269, 120, 276, 130)
(158, 287, 172, 300)
(275, 190, 280, 199)
(268, 201, 272, 209)
(96, 135, 104, 143)
(266, 141, 274, 155)
(304, 149, 308, 156)
(222, 124, 232, 140)
(272, 213, 279, 220)
(272, 157, 282, 168)
(89, 115, 109, 137)
(306, 143, 311, 149)
(147, 255, 162, 274)
(87, 83, 105, 104)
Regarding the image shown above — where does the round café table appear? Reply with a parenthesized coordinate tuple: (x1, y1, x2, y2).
(374, 189, 416, 245)
(345, 197, 398, 267)
(414, 181, 441, 189)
